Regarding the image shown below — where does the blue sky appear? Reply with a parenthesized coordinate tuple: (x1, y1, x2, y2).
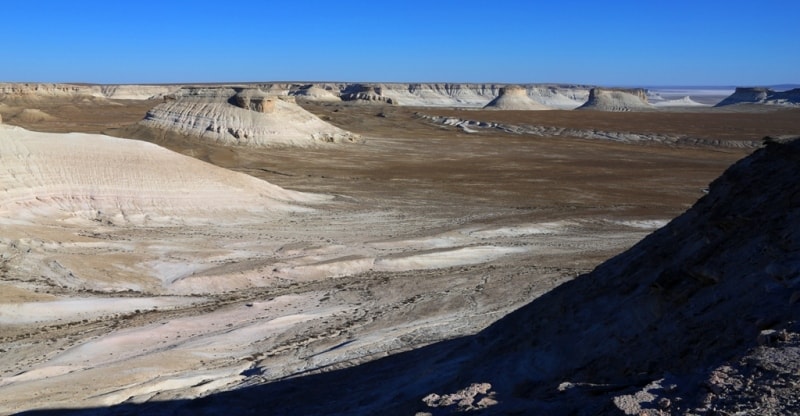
(2, 1, 797, 86)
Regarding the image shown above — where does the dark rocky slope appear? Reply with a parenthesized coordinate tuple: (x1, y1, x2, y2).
(19, 139, 800, 415)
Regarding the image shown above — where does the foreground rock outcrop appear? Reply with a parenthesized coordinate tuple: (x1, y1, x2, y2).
(139, 87, 360, 146)
(577, 87, 654, 111)
(482, 86, 550, 110)
(715, 87, 800, 107)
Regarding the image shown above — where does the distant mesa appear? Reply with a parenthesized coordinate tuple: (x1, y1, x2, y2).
(138, 86, 360, 147)
(482, 86, 551, 110)
(715, 87, 800, 107)
(340, 84, 396, 105)
(576, 87, 654, 111)
(291, 85, 341, 102)
(651, 95, 708, 107)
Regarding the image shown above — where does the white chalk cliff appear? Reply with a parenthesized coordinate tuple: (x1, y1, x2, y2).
(715, 87, 800, 107)
(576, 87, 654, 111)
(139, 87, 360, 147)
(482, 86, 551, 110)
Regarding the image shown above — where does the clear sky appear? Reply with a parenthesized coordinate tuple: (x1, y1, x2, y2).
(2, 0, 797, 86)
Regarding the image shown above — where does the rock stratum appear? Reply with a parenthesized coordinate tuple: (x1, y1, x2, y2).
(138, 87, 360, 147)
(577, 87, 654, 111)
(482, 86, 551, 110)
(715, 87, 800, 107)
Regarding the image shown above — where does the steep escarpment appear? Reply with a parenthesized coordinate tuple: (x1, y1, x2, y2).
(482, 86, 551, 110)
(577, 87, 654, 111)
(340, 84, 395, 104)
(139, 87, 360, 147)
(715, 87, 800, 107)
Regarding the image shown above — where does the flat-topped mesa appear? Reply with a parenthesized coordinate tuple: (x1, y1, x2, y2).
(233, 89, 275, 113)
(576, 87, 654, 111)
(341, 84, 395, 105)
(482, 85, 551, 110)
(715, 87, 800, 107)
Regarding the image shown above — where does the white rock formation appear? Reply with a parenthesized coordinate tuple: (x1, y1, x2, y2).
(340, 84, 395, 104)
(483, 86, 551, 110)
(0, 124, 325, 224)
(715, 87, 800, 107)
(290, 85, 341, 101)
(576, 88, 654, 111)
(139, 87, 360, 147)
(652, 96, 708, 107)
(0, 83, 176, 101)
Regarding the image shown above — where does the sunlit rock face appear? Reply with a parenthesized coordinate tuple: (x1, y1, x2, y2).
(140, 87, 360, 147)
(577, 87, 654, 111)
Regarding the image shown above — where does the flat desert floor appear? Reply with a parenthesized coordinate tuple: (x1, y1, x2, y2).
(1, 97, 798, 412)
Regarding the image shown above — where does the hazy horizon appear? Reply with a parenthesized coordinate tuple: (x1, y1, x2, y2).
(2, 1, 798, 86)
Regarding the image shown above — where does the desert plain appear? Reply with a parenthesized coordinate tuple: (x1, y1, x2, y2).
(0, 83, 799, 414)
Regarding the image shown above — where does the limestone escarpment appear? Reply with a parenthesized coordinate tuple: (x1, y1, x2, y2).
(290, 85, 341, 101)
(715, 87, 800, 107)
(340, 84, 395, 104)
(576, 87, 654, 111)
(482, 85, 551, 110)
(139, 87, 360, 147)
(0, 83, 175, 101)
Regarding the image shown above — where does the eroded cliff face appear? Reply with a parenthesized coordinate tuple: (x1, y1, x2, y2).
(139, 87, 360, 147)
(716, 87, 800, 107)
(576, 87, 653, 111)
(0, 82, 593, 108)
(482, 85, 551, 110)
(0, 83, 175, 100)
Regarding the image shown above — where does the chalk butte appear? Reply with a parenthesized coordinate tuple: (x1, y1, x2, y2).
(576, 87, 654, 111)
(139, 87, 360, 147)
(715, 87, 800, 107)
(0, 124, 326, 224)
(483, 86, 551, 110)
